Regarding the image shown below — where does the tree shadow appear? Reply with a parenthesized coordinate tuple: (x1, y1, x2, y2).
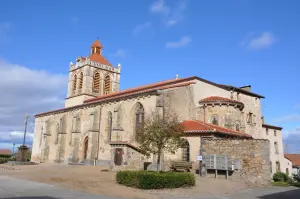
(1, 197, 59, 199)
(258, 188, 300, 199)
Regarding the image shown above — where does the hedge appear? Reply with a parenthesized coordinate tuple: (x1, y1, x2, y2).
(116, 170, 195, 189)
(0, 154, 12, 158)
(273, 172, 289, 182)
(0, 157, 10, 164)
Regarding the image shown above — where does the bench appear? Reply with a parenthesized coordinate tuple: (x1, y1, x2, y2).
(170, 161, 192, 172)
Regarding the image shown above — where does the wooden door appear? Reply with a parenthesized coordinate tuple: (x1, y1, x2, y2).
(114, 148, 123, 165)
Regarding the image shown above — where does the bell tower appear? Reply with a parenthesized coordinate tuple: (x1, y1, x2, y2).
(65, 39, 121, 108)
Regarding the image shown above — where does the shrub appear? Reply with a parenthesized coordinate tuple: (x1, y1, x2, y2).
(116, 170, 195, 189)
(273, 172, 289, 182)
(0, 157, 9, 164)
(293, 174, 300, 182)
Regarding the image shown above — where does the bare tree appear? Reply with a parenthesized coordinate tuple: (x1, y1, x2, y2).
(136, 111, 185, 172)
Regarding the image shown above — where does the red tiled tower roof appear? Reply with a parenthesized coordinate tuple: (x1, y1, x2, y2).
(90, 39, 102, 48)
(89, 39, 112, 66)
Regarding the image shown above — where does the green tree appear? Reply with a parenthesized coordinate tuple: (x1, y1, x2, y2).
(136, 111, 185, 172)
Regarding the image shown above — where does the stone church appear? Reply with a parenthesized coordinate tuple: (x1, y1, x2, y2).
(31, 39, 291, 177)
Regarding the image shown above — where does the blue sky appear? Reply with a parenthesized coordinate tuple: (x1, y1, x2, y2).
(0, 0, 299, 153)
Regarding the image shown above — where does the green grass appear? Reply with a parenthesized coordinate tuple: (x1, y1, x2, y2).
(272, 181, 289, 187)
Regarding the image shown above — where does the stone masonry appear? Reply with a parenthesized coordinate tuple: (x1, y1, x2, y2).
(201, 137, 271, 186)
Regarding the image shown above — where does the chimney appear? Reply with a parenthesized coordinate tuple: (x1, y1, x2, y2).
(261, 116, 265, 124)
(240, 85, 251, 92)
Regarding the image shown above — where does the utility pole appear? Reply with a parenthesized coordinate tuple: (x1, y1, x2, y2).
(18, 115, 30, 162)
(23, 115, 30, 146)
(13, 143, 15, 155)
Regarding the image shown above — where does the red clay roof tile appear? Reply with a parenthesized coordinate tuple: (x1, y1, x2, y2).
(284, 154, 300, 166)
(89, 54, 112, 66)
(200, 96, 243, 104)
(85, 78, 196, 103)
(181, 120, 252, 138)
(0, 149, 12, 155)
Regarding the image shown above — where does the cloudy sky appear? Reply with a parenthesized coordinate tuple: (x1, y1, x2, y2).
(0, 0, 300, 153)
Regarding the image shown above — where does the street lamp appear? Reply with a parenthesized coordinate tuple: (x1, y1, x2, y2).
(23, 115, 30, 146)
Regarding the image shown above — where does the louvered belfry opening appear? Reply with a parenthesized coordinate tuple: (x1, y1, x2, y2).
(73, 74, 77, 93)
(93, 72, 100, 93)
(104, 75, 111, 95)
(79, 72, 83, 90)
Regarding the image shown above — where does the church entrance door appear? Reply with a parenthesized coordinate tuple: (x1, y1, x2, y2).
(114, 148, 123, 165)
(83, 137, 88, 160)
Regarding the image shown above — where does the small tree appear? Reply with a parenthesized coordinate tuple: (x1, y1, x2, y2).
(136, 111, 185, 172)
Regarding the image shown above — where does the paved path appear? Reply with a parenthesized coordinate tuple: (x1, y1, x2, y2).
(0, 175, 122, 199)
(0, 175, 299, 199)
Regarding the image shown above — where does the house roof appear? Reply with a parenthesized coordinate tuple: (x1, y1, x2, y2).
(35, 76, 265, 117)
(85, 77, 196, 103)
(262, 124, 283, 130)
(199, 96, 244, 105)
(284, 154, 300, 167)
(0, 149, 12, 155)
(218, 84, 265, 98)
(181, 120, 252, 138)
(35, 79, 196, 117)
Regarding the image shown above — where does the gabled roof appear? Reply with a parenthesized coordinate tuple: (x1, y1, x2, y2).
(181, 120, 252, 138)
(85, 77, 196, 103)
(35, 79, 196, 117)
(218, 84, 265, 99)
(284, 154, 300, 167)
(35, 76, 265, 117)
(262, 123, 283, 130)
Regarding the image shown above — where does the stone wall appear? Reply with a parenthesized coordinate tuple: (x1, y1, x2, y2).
(201, 138, 271, 186)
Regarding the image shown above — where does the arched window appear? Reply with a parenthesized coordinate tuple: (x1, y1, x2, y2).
(93, 72, 100, 93)
(107, 112, 112, 141)
(135, 103, 144, 139)
(78, 72, 83, 90)
(72, 74, 77, 93)
(104, 75, 111, 95)
(182, 140, 190, 162)
(211, 115, 218, 125)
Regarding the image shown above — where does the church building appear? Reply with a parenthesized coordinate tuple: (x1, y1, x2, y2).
(31, 40, 291, 177)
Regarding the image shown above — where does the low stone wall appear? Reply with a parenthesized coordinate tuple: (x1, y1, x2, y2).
(201, 138, 271, 186)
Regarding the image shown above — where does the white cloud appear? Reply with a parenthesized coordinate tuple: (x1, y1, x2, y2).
(166, 36, 192, 48)
(149, 0, 187, 27)
(150, 0, 170, 15)
(245, 32, 276, 50)
(0, 59, 67, 149)
(132, 21, 152, 35)
(283, 128, 300, 153)
(272, 114, 300, 123)
(112, 49, 126, 58)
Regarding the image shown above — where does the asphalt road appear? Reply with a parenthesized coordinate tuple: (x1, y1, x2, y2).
(0, 175, 299, 199)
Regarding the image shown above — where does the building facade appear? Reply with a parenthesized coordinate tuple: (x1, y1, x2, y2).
(31, 40, 291, 178)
